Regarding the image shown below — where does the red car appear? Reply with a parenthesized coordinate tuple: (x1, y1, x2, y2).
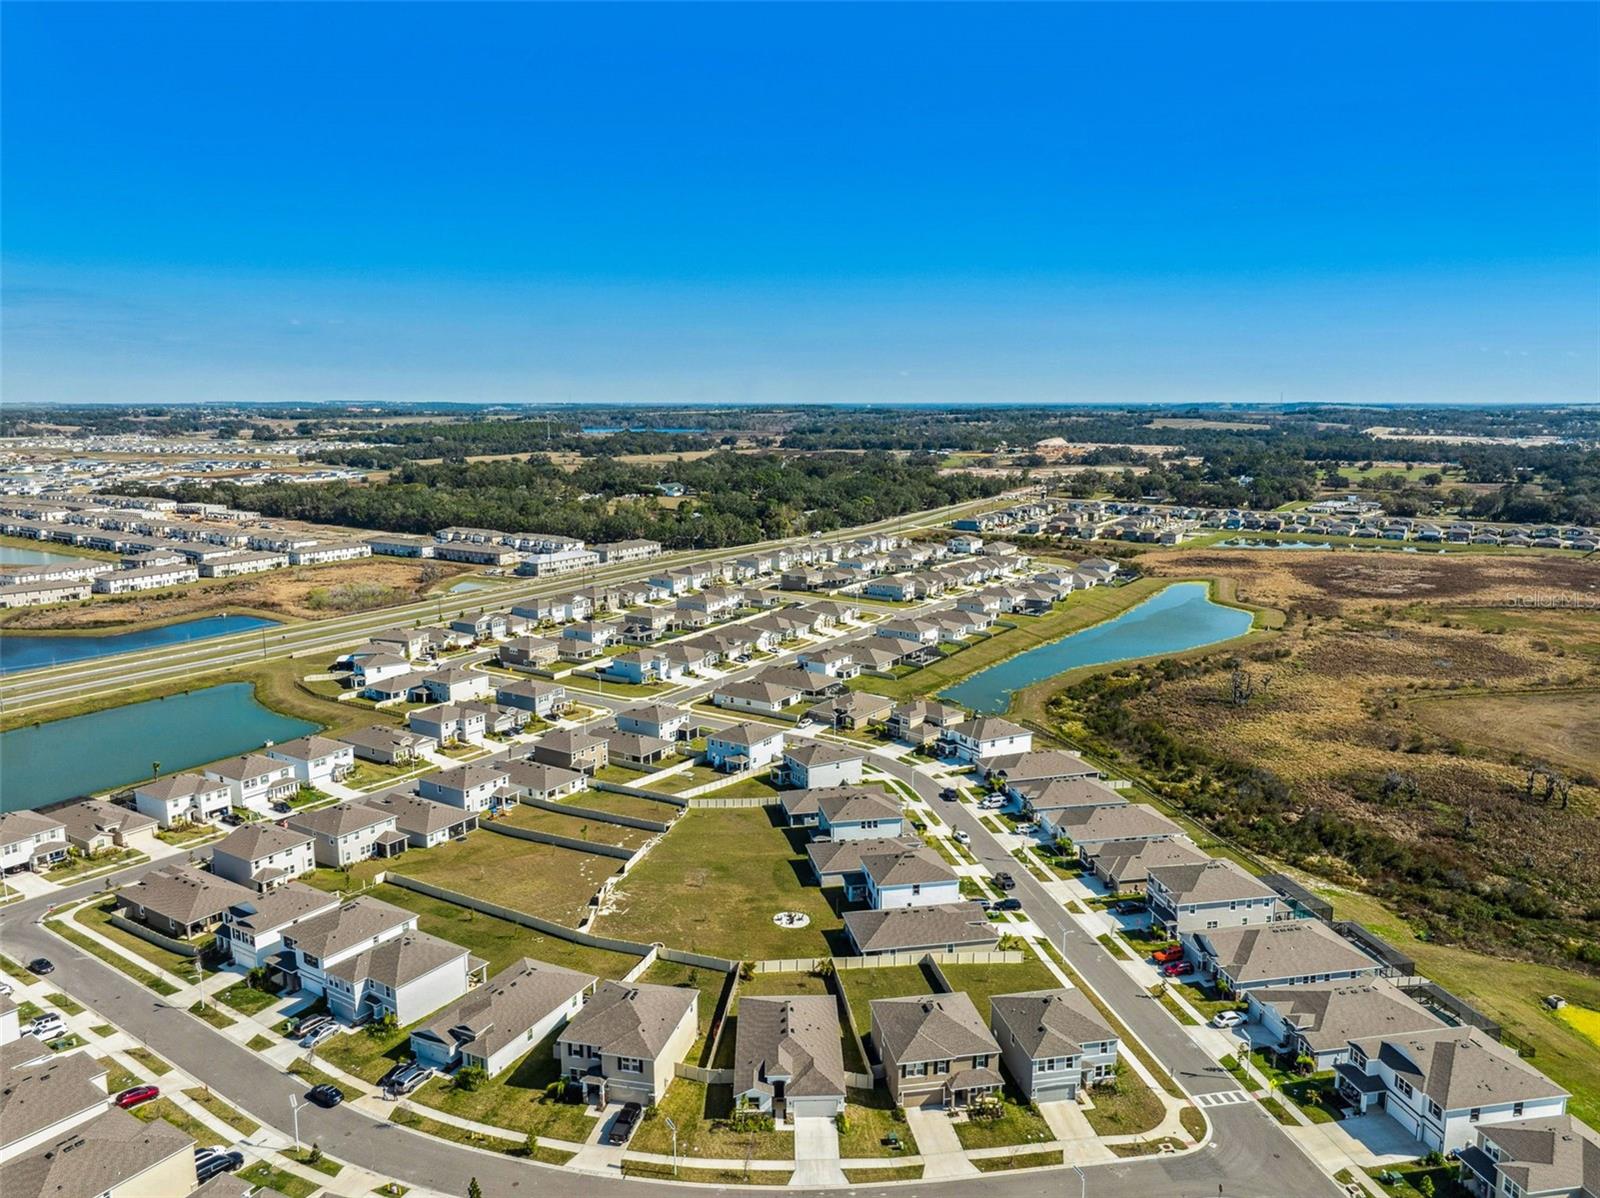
(115, 1085, 160, 1110)
(1151, 946, 1185, 964)
(1161, 960, 1195, 977)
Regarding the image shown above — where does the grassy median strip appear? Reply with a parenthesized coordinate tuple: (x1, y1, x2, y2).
(189, 1001, 237, 1029)
(131, 1098, 226, 1147)
(621, 1161, 793, 1185)
(239, 1163, 317, 1198)
(973, 1149, 1064, 1172)
(126, 1045, 172, 1076)
(389, 1107, 575, 1166)
(282, 1147, 343, 1177)
(843, 1165, 925, 1182)
(184, 1086, 260, 1136)
(45, 992, 85, 1014)
(44, 915, 181, 996)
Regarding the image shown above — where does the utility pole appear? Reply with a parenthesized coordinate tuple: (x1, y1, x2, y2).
(665, 1115, 678, 1176)
(290, 1096, 304, 1151)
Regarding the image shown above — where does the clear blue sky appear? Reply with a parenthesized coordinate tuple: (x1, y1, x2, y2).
(3, 2, 1596, 407)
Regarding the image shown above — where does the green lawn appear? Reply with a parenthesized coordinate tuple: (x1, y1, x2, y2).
(74, 899, 198, 978)
(189, 1001, 236, 1029)
(361, 881, 640, 979)
(389, 1106, 573, 1164)
(238, 1164, 317, 1198)
(629, 1078, 794, 1161)
(247, 1034, 275, 1052)
(648, 763, 732, 793)
(937, 955, 1063, 1023)
(99, 1057, 142, 1094)
(700, 771, 786, 798)
(835, 964, 937, 1043)
(1082, 1064, 1165, 1136)
(131, 1098, 227, 1147)
(346, 759, 432, 790)
(125, 1046, 172, 1076)
(973, 1149, 1064, 1172)
(839, 1086, 919, 1158)
(593, 807, 855, 960)
(47, 848, 146, 883)
(217, 978, 280, 1015)
(408, 1027, 601, 1145)
(184, 1086, 260, 1135)
(559, 789, 680, 823)
(953, 1088, 1054, 1149)
(44, 914, 180, 997)
(387, 829, 621, 926)
(498, 804, 655, 850)
(44, 992, 85, 1015)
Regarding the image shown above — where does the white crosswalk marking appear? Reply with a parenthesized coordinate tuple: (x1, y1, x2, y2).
(1195, 1089, 1252, 1107)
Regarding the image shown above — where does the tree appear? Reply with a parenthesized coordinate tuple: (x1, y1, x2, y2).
(467, 1180, 483, 1198)
(151, 761, 161, 778)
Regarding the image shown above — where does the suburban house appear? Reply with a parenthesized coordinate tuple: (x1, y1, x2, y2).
(807, 833, 924, 900)
(1059, 804, 1186, 856)
(408, 704, 487, 746)
(1146, 859, 1288, 938)
(530, 728, 609, 775)
(1335, 1026, 1569, 1153)
(498, 635, 561, 671)
(703, 723, 787, 772)
(620, 609, 679, 644)
(411, 959, 596, 1078)
(117, 863, 254, 938)
(203, 754, 298, 813)
(733, 995, 848, 1119)
(360, 669, 430, 703)
(217, 882, 340, 971)
(418, 765, 507, 813)
(494, 760, 588, 803)
(340, 725, 437, 766)
(450, 612, 507, 642)
(420, 667, 491, 704)
(1457, 1114, 1597, 1198)
(1193, 920, 1385, 991)
(495, 679, 568, 719)
(777, 742, 864, 790)
(795, 646, 858, 678)
(801, 788, 904, 840)
(0, 812, 69, 874)
(277, 896, 483, 1024)
(603, 730, 676, 769)
(806, 690, 894, 730)
(0, 1104, 197, 1198)
(1245, 979, 1445, 1071)
(876, 618, 942, 648)
(984, 750, 1099, 792)
(887, 700, 966, 746)
(1083, 837, 1210, 894)
(844, 903, 999, 956)
(615, 703, 691, 742)
(1017, 775, 1125, 824)
(460, 700, 529, 736)
(554, 981, 699, 1106)
(208, 823, 316, 889)
(863, 846, 961, 909)
(266, 735, 355, 788)
(605, 649, 685, 685)
(991, 989, 1119, 1102)
(938, 717, 1032, 764)
(363, 792, 479, 848)
(52, 800, 158, 855)
(286, 803, 406, 868)
(712, 679, 803, 716)
(871, 992, 1004, 1110)
(132, 773, 233, 828)
(0, 1051, 113, 1162)
(371, 627, 433, 658)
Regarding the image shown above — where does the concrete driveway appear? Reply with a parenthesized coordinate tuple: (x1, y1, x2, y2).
(790, 1115, 846, 1187)
(1311, 1112, 1425, 1167)
(903, 1107, 979, 1179)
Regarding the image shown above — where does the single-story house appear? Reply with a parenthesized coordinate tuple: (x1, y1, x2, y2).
(1193, 920, 1385, 991)
(117, 863, 255, 939)
(411, 958, 596, 1078)
(339, 726, 437, 766)
(843, 902, 1000, 956)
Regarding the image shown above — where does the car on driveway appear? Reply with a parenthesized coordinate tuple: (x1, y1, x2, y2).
(1152, 945, 1185, 964)
(391, 1064, 432, 1096)
(115, 1085, 160, 1110)
(301, 1023, 338, 1049)
(993, 871, 1016, 890)
(608, 1101, 643, 1146)
(1161, 960, 1195, 977)
(306, 1083, 345, 1108)
(26, 1014, 66, 1041)
(26, 958, 54, 975)
(1111, 900, 1146, 915)
(194, 1149, 244, 1183)
(377, 1059, 414, 1090)
(1211, 1010, 1245, 1029)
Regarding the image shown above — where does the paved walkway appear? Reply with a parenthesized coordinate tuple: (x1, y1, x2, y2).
(790, 1115, 846, 1187)
(903, 1107, 980, 1179)
(1038, 1100, 1117, 1164)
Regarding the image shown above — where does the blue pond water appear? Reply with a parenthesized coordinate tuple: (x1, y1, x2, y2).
(0, 683, 318, 812)
(939, 582, 1254, 714)
(0, 614, 282, 675)
(0, 544, 91, 567)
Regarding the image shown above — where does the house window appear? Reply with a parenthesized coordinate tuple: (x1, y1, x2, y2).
(1427, 1100, 1442, 1118)
(618, 1057, 644, 1074)
(1503, 1183, 1522, 1198)
(1512, 1102, 1523, 1117)
(901, 1062, 927, 1078)
(1470, 1108, 1480, 1121)
(932, 1060, 950, 1075)
(1396, 1079, 1413, 1099)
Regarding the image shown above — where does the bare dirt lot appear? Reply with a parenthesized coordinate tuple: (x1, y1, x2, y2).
(0, 558, 474, 630)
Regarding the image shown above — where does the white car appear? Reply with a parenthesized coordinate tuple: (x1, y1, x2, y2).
(1210, 1010, 1245, 1029)
(301, 1022, 339, 1049)
(952, 830, 971, 845)
(28, 1015, 66, 1040)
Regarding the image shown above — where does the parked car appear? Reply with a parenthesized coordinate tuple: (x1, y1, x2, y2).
(993, 897, 1023, 912)
(939, 788, 959, 801)
(26, 957, 54, 975)
(294, 1014, 332, 1038)
(952, 830, 971, 845)
(1211, 1010, 1245, 1029)
(993, 872, 1016, 891)
(301, 1023, 338, 1049)
(306, 1083, 345, 1108)
(608, 1101, 643, 1146)
(0, 980, 13, 997)
(1161, 960, 1195, 977)
(978, 796, 1005, 810)
(377, 1059, 415, 1090)
(391, 1065, 432, 1096)
(195, 1150, 244, 1183)
(1151, 946, 1185, 964)
(28, 1014, 66, 1040)
(115, 1085, 160, 1110)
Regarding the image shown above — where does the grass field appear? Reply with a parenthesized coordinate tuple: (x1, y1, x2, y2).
(937, 955, 1064, 1022)
(1409, 688, 1600, 776)
(629, 1078, 794, 1160)
(498, 804, 656, 850)
(835, 964, 936, 1042)
(593, 807, 852, 960)
(559, 789, 680, 823)
(387, 829, 620, 926)
(406, 1027, 601, 1144)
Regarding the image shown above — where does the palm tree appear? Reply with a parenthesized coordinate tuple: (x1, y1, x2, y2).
(151, 761, 161, 778)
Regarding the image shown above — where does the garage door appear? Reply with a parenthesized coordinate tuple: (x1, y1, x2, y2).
(788, 1096, 844, 1120)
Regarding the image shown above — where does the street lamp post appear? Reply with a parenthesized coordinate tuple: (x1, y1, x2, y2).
(290, 1096, 304, 1151)
(1072, 1163, 1086, 1198)
(664, 1115, 678, 1176)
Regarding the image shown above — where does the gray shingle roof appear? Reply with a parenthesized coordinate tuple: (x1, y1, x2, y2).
(1200, 920, 1380, 985)
(1477, 1114, 1599, 1196)
(861, 846, 957, 888)
(1, 1107, 194, 1198)
(0, 1052, 108, 1151)
(282, 896, 414, 959)
(210, 822, 311, 863)
(844, 903, 999, 954)
(119, 863, 254, 927)
(560, 980, 697, 1060)
(1148, 858, 1279, 906)
(286, 802, 395, 839)
(415, 959, 595, 1062)
(870, 992, 999, 1065)
(1352, 1026, 1569, 1112)
(783, 742, 863, 769)
(324, 930, 468, 990)
(1248, 979, 1443, 1055)
(990, 989, 1115, 1059)
(1083, 837, 1208, 886)
(734, 995, 846, 1101)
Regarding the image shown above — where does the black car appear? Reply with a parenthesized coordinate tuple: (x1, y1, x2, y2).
(1111, 900, 1147, 915)
(195, 1150, 244, 1183)
(608, 1101, 643, 1146)
(26, 958, 54, 975)
(993, 872, 1016, 891)
(994, 897, 1023, 912)
(306, 1083, 345, 1108)
(939, 788, 958, 801)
